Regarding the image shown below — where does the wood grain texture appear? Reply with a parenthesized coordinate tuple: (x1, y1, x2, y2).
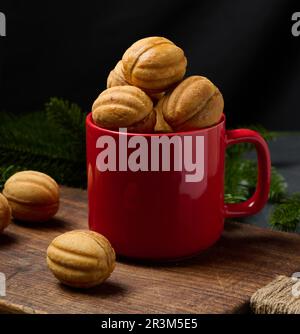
(0, 187, 300, 314)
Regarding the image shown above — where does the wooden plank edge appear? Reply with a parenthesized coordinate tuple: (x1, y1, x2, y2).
(0, 299, 47, 314)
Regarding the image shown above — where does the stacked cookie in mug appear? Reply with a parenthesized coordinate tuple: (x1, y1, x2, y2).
(92, 36, 224, 133)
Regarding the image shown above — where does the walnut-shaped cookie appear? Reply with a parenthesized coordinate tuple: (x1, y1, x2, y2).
(92, 85, 155, 133)
(157, 76, 224, 131)
(107, 60, 165, 103)
(0, 193, 11, 233)
(122, 36, 187, 93)
(107, 60, 128, 89)
(47, 230, 116, 288)
(154, 107, 173, 133)
(3, 171, 59, 222)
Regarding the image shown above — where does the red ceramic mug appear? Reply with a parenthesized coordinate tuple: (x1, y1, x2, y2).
(86, 113, 271, 261)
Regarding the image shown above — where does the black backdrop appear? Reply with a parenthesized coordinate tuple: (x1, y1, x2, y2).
(0, 0, 299, 130)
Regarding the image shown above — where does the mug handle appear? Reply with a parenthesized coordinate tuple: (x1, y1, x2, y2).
(224, 129, 271, 218)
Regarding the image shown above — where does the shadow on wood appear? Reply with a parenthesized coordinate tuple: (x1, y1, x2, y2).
(58, 280, 128, 298)
(0, 233, 18, 248)
(13, 217, 71, 230)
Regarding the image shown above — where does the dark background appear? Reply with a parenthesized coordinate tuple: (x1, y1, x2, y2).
(0, 0, 299, 130)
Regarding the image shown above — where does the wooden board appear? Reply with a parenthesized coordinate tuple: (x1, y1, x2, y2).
(0, 187, 300, 314)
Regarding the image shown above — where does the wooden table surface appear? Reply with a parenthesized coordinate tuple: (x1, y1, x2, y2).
(0, 187, 300, 314)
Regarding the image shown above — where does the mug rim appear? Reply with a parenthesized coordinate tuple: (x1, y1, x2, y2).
(86, 112, 225, 137)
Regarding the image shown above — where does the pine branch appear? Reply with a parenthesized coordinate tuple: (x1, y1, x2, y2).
(225, 158, 250, 203)
(224, 125, 278, 203)
(0, 99, 87, 189)
(45, 97, 86, 142)
(270, 194, 300, 232)
(269, 167, 288, 202)
(225, 160, 287, 204)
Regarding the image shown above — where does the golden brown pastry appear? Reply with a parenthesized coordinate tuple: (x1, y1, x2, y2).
(0, 193, 11, 233)
(157, 76, 224, 131)
(47, 230, 116, 288)
(122, 36, 187, 93)
(154, 107, 173, 133)
(107, 60, 128, 88)
(107, 60, 165, 102)
(3, 171, 59, 222)
(92, 85, 155, 133)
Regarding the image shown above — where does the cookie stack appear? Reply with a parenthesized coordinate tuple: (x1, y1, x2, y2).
(92, 36, 224, 133)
